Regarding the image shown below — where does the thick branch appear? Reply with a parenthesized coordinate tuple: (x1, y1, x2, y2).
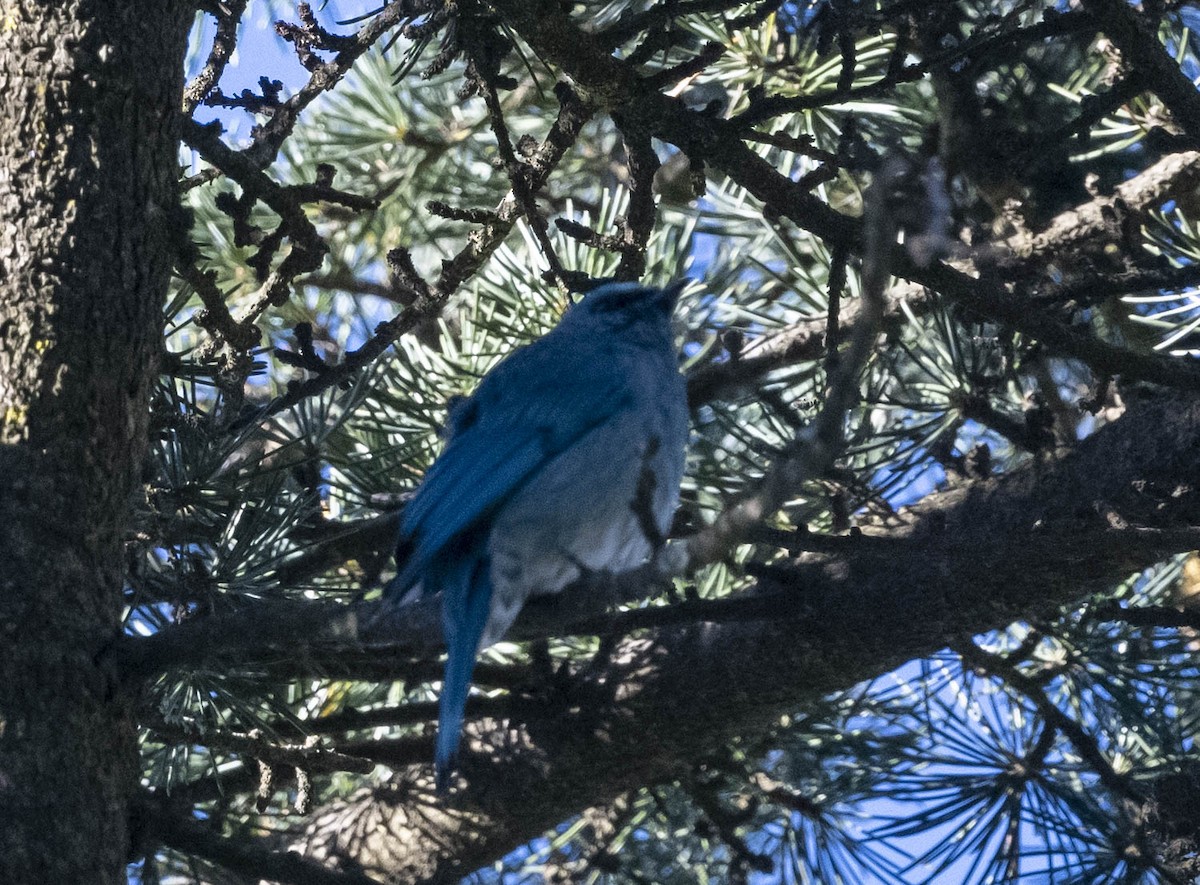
(110, 393, 1200, 883)
(289, 392, 1200, 882)
(1009, 150, 1200, 261)
(145, 798, 378, 885)
(1080, 0, 1200, 144)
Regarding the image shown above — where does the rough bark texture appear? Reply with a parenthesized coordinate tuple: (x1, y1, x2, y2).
(0, 3, 189, 882)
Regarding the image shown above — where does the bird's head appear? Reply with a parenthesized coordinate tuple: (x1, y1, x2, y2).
(566, 280, 688, 329)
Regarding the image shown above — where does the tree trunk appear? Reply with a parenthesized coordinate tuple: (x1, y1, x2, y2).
(0, 3, 189, 882)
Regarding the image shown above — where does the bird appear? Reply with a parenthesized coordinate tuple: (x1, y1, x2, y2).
(386, 279, 690, 791)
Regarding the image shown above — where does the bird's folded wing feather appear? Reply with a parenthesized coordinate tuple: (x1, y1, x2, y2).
(392, 341, 632, 591)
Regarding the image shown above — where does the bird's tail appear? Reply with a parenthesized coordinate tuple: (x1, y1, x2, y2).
(435, 552, 492, 792)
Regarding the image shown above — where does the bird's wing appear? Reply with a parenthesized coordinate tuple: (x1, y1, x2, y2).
(391, 339, 632, 592)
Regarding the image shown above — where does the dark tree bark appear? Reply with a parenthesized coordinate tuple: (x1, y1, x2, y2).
(0, 3, 190, 882)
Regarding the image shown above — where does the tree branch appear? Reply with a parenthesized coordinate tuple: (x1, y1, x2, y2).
(1080, 0, 1200, 144)
(1008, 150, 1200, 262)
(683, 153, 898, 567)
(956, 641, 1147, 804)
(183, 0, 249, 115)
(146, 719, 376, 776)
(288, 391, 1200, 882)
(145, 796, 379, 885)
(242, 83, 595, 428)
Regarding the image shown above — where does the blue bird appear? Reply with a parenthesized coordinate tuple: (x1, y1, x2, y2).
(387, 280, 690, 790)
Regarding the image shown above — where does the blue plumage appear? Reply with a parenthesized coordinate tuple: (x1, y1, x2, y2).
(387, 280, 690, 790)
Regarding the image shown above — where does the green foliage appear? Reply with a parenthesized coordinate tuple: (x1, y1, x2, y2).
(134, 0, 1200, 882)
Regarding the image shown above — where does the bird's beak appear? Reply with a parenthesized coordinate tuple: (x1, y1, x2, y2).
(661, 279, 689, 309)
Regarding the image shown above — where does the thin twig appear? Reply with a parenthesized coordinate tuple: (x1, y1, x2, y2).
(473, 53, 568, 288)
(244, 85, 594, 427)
(183, 0, 249, 114)
(684, 157, 900, 567)
(146, 719, 375, 774)
(958, 641, 1148, 805)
